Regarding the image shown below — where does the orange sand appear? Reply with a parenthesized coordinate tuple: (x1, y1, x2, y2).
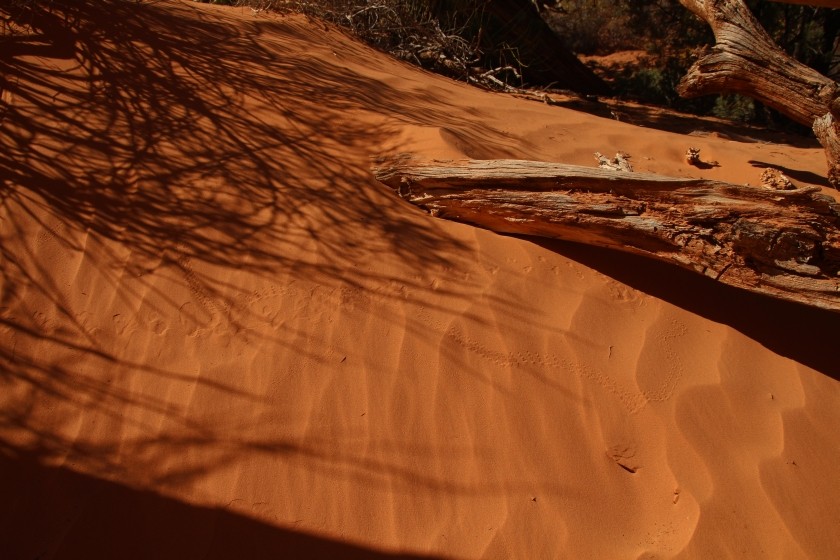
(1, 1, 839, 558)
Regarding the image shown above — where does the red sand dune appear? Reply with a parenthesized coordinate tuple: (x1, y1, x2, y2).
(1, 1, 839, 558)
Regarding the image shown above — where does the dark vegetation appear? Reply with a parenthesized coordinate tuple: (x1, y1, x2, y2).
(203, 0, 839, 129)
(547, 0, 840, 127)
(196, 0, 607, 93)
(4, 0, 839, 126)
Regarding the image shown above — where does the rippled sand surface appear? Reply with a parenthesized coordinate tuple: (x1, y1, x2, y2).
(2, 1, 839, 558)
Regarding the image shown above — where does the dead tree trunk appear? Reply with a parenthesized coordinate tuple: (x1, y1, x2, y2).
(676, 0, 840, 187)
(374, 158, 840, 312)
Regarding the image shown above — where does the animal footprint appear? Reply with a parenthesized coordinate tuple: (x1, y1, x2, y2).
(145, 312, 168, 336)
(112, 312, 138, 336)
(607, 444, 639, 474)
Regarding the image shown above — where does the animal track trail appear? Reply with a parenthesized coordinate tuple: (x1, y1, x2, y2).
(639, 319, 688, 406)
(111, 313, 136, 336)
(237, 283, 297, 330)
(602, 278, 643, 305)
(32, 310, 56, 336)
(448, 323, 651, 412)
(0, 308, 18, 362)
(144, 311, 169, 336)
(74, 310, 104, 339)
(175, 245, 226, 335)
(35, 220, 64, 250)
(415, 308, 655, 414)
(575, 360, 649, 414)
(417, 306, 563, 370)
(338, 285, 372, 312)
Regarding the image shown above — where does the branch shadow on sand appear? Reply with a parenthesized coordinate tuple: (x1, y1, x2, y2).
(544, 94, 822, 150)
(1, 0, 454, 279)
(0, 450, 451, 560)
(748, 159, 830, 188)
(0, 1, 575, 552)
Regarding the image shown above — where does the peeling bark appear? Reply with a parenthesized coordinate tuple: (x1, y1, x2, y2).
(375, 158, 840, 312)
(677, 0, 840, 187)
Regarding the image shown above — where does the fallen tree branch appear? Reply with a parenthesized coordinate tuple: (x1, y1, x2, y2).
(374, 157, 840, 312)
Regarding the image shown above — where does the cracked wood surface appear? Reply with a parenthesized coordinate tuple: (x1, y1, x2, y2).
(375, 158, 840, 312)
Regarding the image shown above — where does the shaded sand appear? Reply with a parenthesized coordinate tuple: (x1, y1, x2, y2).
(2, 1, 839, 558)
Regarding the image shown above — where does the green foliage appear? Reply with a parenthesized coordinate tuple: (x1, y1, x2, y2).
(544, 0, 711, 55)
(542, 1, 713, 112)
(747, 0, 840, 77)
(712, 94, 756, 123)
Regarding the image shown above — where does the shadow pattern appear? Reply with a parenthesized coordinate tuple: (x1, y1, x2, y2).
(530, 237, 840, 380)
(0, 2, 562, 553)
(0, 450, 451, 560)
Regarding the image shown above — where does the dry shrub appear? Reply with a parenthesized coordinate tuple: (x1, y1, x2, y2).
(201, 0, 523, 88)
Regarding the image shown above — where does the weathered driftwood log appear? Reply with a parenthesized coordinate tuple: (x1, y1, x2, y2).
(677, 0, 840, 187)
(374, 158, 840, 312)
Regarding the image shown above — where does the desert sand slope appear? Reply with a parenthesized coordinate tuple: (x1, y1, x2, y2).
(1, 1, 839, 558)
